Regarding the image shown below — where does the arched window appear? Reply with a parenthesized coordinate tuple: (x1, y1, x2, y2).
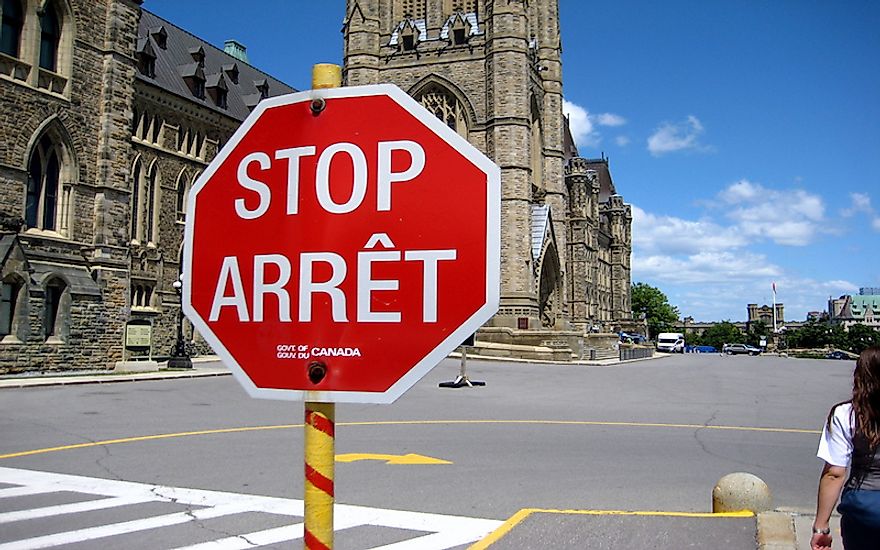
(130, 158, 142, 242)
(39, 2, 61, 71)
(130, 158, 159, 245)
(43, 276, 67, 340)
(176, 170, 190, 221)
(0, 276, 23, 340)
(144, 163, 158, 244)
(26, 132, 70, 233)
(1, 0, 23, 57)
(418, 85, 468, 138)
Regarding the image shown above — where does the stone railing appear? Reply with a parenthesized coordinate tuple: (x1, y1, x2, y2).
(37, 68, 68, 95)
(0, 52, 31, 83)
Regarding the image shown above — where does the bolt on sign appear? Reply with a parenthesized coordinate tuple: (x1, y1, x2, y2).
(182, 84, 500, 403)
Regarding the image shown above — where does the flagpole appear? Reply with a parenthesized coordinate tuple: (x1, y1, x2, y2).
(772, 282, 777, 334)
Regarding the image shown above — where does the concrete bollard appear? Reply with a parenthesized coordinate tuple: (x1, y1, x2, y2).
(712, 472, 772, 513)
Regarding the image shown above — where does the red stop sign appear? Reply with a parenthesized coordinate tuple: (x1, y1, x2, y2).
(182, 85, 500, 403)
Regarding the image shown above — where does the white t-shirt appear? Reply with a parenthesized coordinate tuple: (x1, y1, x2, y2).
(817, 402, 853, 468)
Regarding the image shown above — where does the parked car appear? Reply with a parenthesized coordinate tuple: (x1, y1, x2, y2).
(656, 332, 686, 353)
(686, 345, 717, 354)
(723, 343, 762, 356)
(619, 332, 647, 344)
(826, 350, 854, 360)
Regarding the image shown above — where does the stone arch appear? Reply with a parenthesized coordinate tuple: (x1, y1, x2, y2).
(37, 0, 76, 77)
(408, 74, 476, 136)
(537, 239, 562, 328)
(144, 158, 160, 245)
(175, 167, 190, 221)
(0, 272, 28, 342)
(41, 272, 70, 341)
(24, 115, 76, 236)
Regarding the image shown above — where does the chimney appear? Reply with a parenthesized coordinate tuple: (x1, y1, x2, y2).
(224, 39, 249, 63)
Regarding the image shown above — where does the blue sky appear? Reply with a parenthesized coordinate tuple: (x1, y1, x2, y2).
(146, 0, 880, 323)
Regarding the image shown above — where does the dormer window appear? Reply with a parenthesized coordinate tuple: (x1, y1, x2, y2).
(448, 14, 469, 46)
(149, 25, 167, 49)
(222, 62, 239, 84)
(400, 23, 418, 51)
(440, 11, 480, 45)
(135, 38, 156, 78)
(189, 46, 205, 66)
(254, 79, 269, 99)
(452, 27, 466, 45)
(179, 63, 206, 99)
(206, 73, 228, 109)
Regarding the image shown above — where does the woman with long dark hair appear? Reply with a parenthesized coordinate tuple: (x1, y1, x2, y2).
(811, 346, 880, 550)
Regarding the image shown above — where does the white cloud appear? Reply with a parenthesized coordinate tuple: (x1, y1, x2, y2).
(615, 135, 630, 146)
(841, 192, 880, 231)
(562, 99, 596, 147)
(716, 180, 826, 246)
(647, 115, 709, 156)
(842, 192, 873, 217)
(631, 182, 866, 321)
(562, 99, 627, 149)
(633, 251, 780, 285)
(631, 206, 748, 255)
(596, 113, 627, 127)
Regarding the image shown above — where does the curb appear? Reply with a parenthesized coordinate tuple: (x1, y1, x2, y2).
(0, 358, 229, 389)
(757, 511, 797, 550)
(0, 351, 664, 389)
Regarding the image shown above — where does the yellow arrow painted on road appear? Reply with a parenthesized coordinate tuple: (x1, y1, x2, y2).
(335, 453, 452, 465)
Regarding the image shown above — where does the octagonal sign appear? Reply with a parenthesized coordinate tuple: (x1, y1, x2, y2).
(182, 84, 500, 403)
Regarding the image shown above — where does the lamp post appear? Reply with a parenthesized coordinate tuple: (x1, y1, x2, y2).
(168, 277, 192, 369)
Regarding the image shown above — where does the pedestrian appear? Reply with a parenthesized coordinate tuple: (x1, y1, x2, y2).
(811, 346, 880, 550)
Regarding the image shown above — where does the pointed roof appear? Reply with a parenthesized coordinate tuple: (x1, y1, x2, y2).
(136, 10, 296, 120)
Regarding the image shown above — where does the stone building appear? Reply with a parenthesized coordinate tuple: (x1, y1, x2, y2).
(0, 0, 293, 373)
(747, 303, 784, 332)
(343, 0, 633, 355)
(829, 294, 880, 330)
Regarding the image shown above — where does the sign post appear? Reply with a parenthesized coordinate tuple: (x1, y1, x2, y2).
(302, 63, 341, 550)
(182, 61, 501, 548)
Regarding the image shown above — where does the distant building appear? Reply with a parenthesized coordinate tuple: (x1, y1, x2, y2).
(829, 294, 880, 330)
(747, 303, 783, 331)
(860, 287, 880, 296)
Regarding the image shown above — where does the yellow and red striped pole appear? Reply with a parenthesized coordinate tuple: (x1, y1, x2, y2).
(304, 401, 335, 550)
(303, 64, 341, 550)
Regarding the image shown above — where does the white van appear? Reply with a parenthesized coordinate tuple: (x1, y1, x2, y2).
(656, 333, 685, 353)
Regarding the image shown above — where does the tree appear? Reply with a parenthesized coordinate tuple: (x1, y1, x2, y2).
(631, 282, 680, 339)
(845, 324, 880, 353)
(786, 319, 837, 349)
(699, 321, 744, 351)
(746, 320, 769, 347)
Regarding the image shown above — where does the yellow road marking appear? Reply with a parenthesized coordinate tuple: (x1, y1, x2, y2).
(0, 419, 819, 460)
(469, 508, 755, 549)
(336, 453, 452, 465)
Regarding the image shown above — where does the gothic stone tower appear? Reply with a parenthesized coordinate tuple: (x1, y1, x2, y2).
(344, 0, 570, 336)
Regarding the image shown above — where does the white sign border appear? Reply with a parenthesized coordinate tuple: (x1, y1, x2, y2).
(182, 84, 500, 404)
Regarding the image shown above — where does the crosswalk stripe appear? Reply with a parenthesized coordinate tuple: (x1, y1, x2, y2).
(0, 467, 502, 550)
(169, 524, 305, 550)
(0, 495, 152, 523)
(0, 502, 251, 550)
(0, 486, 58, 499)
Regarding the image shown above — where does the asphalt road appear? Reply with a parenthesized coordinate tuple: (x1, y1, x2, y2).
(0, 353, 855, 548)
